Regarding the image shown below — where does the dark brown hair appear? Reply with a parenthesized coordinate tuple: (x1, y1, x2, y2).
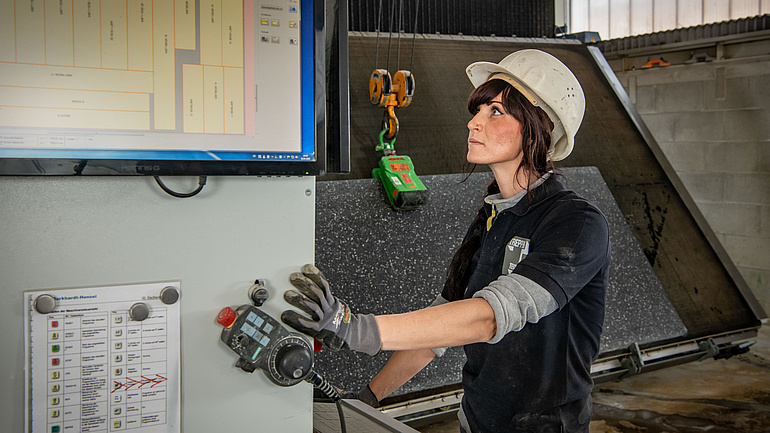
(443, 79, 555, 301)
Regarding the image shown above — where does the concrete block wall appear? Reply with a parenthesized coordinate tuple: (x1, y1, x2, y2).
(617, 55, 770, 315)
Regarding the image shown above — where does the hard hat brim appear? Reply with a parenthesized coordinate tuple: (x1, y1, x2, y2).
(466, 62, 538, 100)
(465, 59, 577, 161)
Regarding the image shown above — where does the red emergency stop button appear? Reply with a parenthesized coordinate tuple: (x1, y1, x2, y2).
(217, 307, 237, 328)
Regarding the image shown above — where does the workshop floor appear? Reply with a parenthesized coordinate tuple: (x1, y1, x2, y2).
(416, 325, 770, 433)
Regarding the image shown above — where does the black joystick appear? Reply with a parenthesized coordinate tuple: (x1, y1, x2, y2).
(276, 344, 313, 380)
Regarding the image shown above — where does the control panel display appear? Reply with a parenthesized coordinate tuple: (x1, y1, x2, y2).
(0, 0, 324, 175)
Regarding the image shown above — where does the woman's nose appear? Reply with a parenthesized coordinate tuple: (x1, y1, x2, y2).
(468, 115, 480, 131)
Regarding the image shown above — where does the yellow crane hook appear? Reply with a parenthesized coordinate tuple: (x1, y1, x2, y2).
(369, 69, 415, 140)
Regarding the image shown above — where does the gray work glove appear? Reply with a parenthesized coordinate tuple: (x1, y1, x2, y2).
(281, 264, 381, 356)
(357, 384, 381, 408)
(341, 384, 381, 408)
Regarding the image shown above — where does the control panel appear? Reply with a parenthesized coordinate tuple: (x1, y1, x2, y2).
(215, 280, 341, 407)
(217, 304, 313, 386)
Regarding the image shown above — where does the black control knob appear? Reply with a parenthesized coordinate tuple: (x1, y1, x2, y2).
(275, 344, 312, 380)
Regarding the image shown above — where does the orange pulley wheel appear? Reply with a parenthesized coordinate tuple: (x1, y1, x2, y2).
(392, 70, 415, 108)
(369, 69, 392, 107)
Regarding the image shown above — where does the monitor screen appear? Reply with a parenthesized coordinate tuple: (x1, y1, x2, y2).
(0, 0, 329, 176)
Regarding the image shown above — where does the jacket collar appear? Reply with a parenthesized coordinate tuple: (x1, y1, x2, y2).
(484, 172, 565, 218)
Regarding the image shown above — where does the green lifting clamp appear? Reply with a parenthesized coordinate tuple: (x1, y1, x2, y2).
(372, 128, 428, 211)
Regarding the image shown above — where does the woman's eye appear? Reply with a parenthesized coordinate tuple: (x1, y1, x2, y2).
(492, 107, 503, 115)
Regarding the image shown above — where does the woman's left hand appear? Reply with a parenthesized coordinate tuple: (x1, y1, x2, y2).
(281, 264, 382, 356)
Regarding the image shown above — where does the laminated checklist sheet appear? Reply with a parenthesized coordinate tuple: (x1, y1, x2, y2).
(24, 283, 181, 433)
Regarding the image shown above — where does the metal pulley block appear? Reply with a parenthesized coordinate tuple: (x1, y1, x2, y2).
(369, 69, 415, 109)
(392, 70, 415, 108)
(372, 70, 416, 139)
(369, 69, 392, 106)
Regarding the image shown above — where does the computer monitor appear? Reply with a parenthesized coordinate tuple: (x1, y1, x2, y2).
(0, 0, 346, 176)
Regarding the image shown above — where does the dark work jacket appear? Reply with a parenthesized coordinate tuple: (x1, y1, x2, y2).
(444, 175, 611, 433)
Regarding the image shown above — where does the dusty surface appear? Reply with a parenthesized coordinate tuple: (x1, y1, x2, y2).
(418, 326, 770, 432)
(590, 326, 770, 433)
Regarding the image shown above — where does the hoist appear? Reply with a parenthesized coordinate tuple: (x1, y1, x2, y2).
(369, 69, 414, 140)
(369, 0, 428, 211)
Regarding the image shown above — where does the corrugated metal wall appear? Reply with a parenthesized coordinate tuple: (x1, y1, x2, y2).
(570, 0, 770, 40)
(347, 0, 555, 37)
(596, 14, 770, 53)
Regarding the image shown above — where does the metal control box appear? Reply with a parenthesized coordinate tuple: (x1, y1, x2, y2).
(0, 176, 316, 432)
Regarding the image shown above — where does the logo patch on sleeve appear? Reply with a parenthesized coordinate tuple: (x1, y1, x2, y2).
(502, 236, 530, 274)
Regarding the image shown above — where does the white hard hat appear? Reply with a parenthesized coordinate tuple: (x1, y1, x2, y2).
(466, 49, 585, 161)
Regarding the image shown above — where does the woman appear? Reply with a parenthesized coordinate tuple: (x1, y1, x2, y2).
(282, 49, 611, 433)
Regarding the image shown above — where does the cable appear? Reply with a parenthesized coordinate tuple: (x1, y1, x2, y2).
(396, 0, 403, 69)
(154, 176, 207, 198)
(409, 0, 420, 72)
(306, 371, 346, 433)
(374, 0, 383, 71)
(335, 400, 347, 433)
(306, 371, 340, 401)
(375, 0, 419, 74)
(385, 0, 396, 72)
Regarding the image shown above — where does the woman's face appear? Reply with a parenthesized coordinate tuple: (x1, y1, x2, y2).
(466, 92, 524, 169)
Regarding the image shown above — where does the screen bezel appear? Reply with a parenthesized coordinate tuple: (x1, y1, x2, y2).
(0, 0, 326, 176)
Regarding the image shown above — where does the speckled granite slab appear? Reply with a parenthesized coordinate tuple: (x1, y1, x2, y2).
(312, 167, 686, 397)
